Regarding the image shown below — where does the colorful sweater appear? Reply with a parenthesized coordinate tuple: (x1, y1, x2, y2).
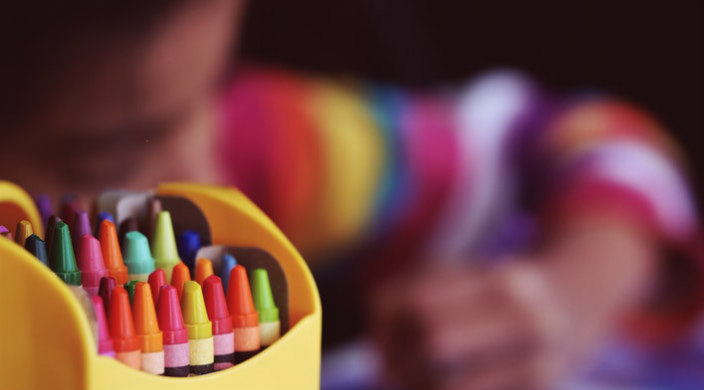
(219, 66, 701, 336)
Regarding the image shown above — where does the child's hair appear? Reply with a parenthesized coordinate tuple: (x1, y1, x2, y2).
(1, 1, 189, 133)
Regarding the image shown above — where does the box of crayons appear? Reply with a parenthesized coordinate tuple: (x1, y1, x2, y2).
(0, 181, 321, 389)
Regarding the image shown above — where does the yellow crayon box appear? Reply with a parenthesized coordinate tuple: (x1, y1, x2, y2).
(0, 181, 321, 389)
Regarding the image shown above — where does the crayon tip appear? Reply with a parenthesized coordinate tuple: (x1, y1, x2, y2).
(176, 230, 201, 271)
(24, 234, 48, 265)
(118, 217, 138, 248)
(49, 221, 82, 285)
(34, 194, 52, 230)
(45, 215, 61, 251)
(251, 268, 279, 323)
(95, 212, 115, 238)
(203, 275, 233, 334)
(77, 234, 108, 294)
(181, 281, 212, 339)
(72, 211, 92, 251)
(14, 220, 33, 246)
(99, 276, 116, 313)
(59, 195, 83, 231)
(151, 211, 181, 278)
(227, 265, 259, 328)
(98, 220, 128, 285)
(156, 285, 188, 344)
(195, 258, 214, 286)
(108, 286, 140, 352)
(219, 254, 237, 292)
(0, 225, 11, 239)
(133, 282, 163, 353)
(125, 280, 139, 303)
(90, 295, 115, 356)
(171, 262, 191, 298)
(123, 231, 155, 276)
(148, 269, 167, 304)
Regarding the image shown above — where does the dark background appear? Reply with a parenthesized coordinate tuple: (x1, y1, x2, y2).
(238, 0, 703, 204)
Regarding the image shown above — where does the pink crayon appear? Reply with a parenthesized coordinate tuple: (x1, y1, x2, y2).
(76, 234, 109, 295)
(91, 295, 116, 357)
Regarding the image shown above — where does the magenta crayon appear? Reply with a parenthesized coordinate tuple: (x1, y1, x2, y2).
(76, 234, 109, 295)
(34, 194, 52, 230)
(109, 286, 141, 369)
(72, 211, 92, 252)
(0, 225, 10, 239)
(148, 269, 167, 305)
(91, 295, 115, 357)
(157, 285, 190, 377)
(203, 275, 235, 370)
(99, 276, 116, 313)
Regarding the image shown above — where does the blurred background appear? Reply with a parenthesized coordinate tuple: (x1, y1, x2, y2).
(236, 0, 702, 198)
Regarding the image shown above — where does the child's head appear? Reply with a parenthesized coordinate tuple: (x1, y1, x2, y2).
(1, 0, 242, 200)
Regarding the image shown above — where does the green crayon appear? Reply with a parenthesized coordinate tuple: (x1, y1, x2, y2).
(251, 268, 280, 347)
(49, 221, 81, 285)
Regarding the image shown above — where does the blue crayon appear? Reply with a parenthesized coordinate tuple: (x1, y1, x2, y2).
(176, 230, 200, 272)
(219, 254, 237, 293)
(95, 212, 115, 238)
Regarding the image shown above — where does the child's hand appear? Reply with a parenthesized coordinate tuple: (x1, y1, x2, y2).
(372, 263, 570, 389)
(371, 219, 656, 389)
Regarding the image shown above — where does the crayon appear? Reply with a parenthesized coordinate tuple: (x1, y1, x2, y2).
(98, 220, 128, 285)
(123, 231, 154, 282)
(203, 275, 235, 370)
(59, 194, 82, 230)
(151, 211, 181, 282)
(90, 295, 115, 357)
(181, 281, 214, 374)
(72, 211, 92, 252)
(146, 197, 162, 241)
(0, 225, 11, 239)
(176, 230, 201, 272)
(45, 215, 61, 252)
(14, 220, 33, 246)
(49, 221, 81, 285)
(171, 262, 191, 298)
(99, 276, 116, 313)
(109, 286, 141, 369)
(227, 265, 260, 362)
(24, 234, 48, 265)
(133, 282, 165, 375)
(95, 212, 114, 238)
(251, 268, 280, 347)
(118, 217, 138, 248)
(195, 258, 214, 286)
(76, 234, 109, 295)
(219, 254, 237, 293)
(157, 285, 190, 377)
(33, 194, 52, 230)
(148, 269, 167, 305)
(125, 280, 139, 303)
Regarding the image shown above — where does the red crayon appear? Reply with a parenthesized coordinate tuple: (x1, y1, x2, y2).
(203, 275, 235, 370)
(99, 276, 116, 313)
(148, 269, 166, 305)
(76, 234, 109, 295)
(108, 286, 141, 369)
(90, 296, 115, 357)
(156, 285, 190, 377)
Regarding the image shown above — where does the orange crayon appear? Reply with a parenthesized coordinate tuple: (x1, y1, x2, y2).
(227, 265, 260, 363)
(171, 262, 191, 298)
(98, 220, 128, 285)
(195, 258, 214, 286)
(133, 282, 164, 375)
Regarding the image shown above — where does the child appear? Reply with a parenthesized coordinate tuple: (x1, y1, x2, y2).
(1, 1, 701, 388)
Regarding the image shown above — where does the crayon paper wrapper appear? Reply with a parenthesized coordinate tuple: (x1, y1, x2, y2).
(260, 321, 281, 347)
(141, 351, 165, 375)
(214, 332, 235, 356)
(164, 343, 190, 367)
(189, 337, 214, 366)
